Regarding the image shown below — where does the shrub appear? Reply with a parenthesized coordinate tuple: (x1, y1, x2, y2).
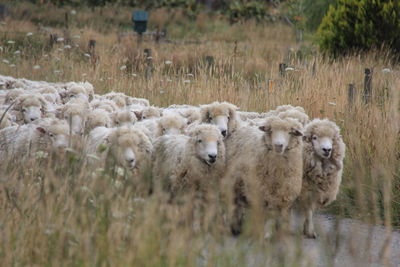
(317, 0, 400, 57)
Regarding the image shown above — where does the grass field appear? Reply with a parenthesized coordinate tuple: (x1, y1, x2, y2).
(0, 2, 399, 266)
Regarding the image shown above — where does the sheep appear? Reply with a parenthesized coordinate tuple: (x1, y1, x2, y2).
(61, 84, 90, 104)
(86, 126, 153, 175)
(164, 106, 201, 125)
(133, 106, 163, 121)
(226, 116, 304, 237)
(297, 118, 346, 238)
(13, 94, 48, 123)
(90, 99, 118, 113)
(59, 102, 89, 135)
(85, 109, 112, 134)
(0, 109, 15, 129)
(126, 96, 150, 107)
(134, 114, 186, 141)
(275, 104, 306, 115)
(277, 109, 309, 126)
(0, 118, 70, 163)
(199, 101, 239, 138)
(104, 91, 129, 108)
(152, 124, 226, 227)
(4, 88, 25, 104)
(111, 110, 137, 127)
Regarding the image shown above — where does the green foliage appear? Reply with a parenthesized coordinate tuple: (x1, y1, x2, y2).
(318, 0, 400, 57)
(226, 1, 273, 24)
(303, 0, 337, 31)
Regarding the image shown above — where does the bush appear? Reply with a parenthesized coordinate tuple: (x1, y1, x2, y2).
(318, 0, 400, 57)
(303, 0, 337, 31)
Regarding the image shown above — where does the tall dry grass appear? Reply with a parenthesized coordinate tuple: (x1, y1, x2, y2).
(0, 4, 399, 266)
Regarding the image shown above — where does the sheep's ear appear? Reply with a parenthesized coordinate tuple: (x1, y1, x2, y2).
(259, 125, 270, 133)
(290, 129, 303, 137)
(134, 111, 142, 120)
(59, 91, 67, 99)
(36, 127, 46, 134)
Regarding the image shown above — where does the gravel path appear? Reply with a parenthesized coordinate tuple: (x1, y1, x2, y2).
(210, 214, 400, 267)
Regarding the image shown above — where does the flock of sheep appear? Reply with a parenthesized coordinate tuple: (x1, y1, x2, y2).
(0, 75, 345, 239)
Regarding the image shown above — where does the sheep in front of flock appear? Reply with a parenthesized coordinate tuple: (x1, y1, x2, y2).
(199, 101, 239, 138)
(86, 126, 153, 176)
(152, 124, 226, 228)
(13, 94, 48, 123)
(226, 116, 304, 238)
(0, 118, 70, 163)
(297, 118, 345, 238)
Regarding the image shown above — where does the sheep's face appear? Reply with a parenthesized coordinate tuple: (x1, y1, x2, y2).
(311, 135, 333, 159)
(158, 116, 186, 136)
(22, 105, 42, 123)
(201, 102, 237, 138)
(141, 107, 162, 120)
(109, 129, 152, 170)
(113, 111, 136, 127)
(190, 125, 224, 165)
(123, 147, 136, 169)
(66, 114, 84, 135)
(260, 117, 303, 155)
(36, 126, 69, 149)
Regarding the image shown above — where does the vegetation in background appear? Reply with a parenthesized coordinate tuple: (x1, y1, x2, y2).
(318, 0, 400, 57)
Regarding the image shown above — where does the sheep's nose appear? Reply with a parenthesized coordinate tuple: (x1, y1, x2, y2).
(221, 130, 227, 137)
(30, 118, 36, 122)
(322, 148, 332, 153)
(128, 158, 135, 163)
(208, 154, 217, 163)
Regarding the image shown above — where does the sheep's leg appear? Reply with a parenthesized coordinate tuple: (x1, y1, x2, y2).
(231, 179, 247, 236)
(303, 207, 317, 239)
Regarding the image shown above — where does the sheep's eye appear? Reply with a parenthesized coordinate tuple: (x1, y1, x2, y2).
(197, 139, 202, 143)
(22, 108, 26, 112)
(49, 133, 54, 137)
(70, 95, 75, 98)
(312, 136, 317, 140)
(142, 116, 146, 119)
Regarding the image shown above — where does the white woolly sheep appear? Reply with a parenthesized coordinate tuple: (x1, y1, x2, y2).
(59, 102, 89, 135)
(275, 104, 306, 114)
(0, 109, 14, 129)
(111, 110, 137, 127)
(297, 118, 346, 238)
(61, 84, 90, 104)
(133, 106, 163, 121)
(135, 114, 186, 141)
(14, 94, 48, 123)
(86, 126, 153, 174)
(153, 123, 226, 198)
(126, 97, 150, 107)
(277, 109, 309, 126)
(85, 109, 112, 134)
(199, 101, 239, 138)
(90, 99, 118, 113)
(4, 88, 25, 104)
(226, 116, 304, 237)
(0, 118, 70, 162)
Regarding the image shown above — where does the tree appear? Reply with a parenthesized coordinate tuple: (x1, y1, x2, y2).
(317, 0, 400, 57)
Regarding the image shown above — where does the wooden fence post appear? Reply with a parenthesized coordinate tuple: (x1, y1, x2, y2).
(49, 34, 58, 49)
(144, 48, 153, 80)
(363, 68, 372, 104)
(348, 83, 355, 109)
(279, 63, 287, 77)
